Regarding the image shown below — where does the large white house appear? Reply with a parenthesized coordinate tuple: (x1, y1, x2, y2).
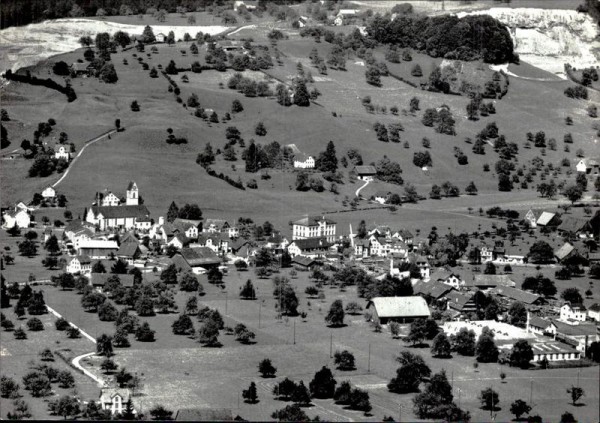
(292, 215, 336, 243)
(560, 302, 587, 323)
(54, 145, 70, 161)
(41, 186, 56, 199)
(293, 154, 315, 169)
(576, 157, 600, 174)
(2, 209, 31, 229)
(66, 255, 92, 275)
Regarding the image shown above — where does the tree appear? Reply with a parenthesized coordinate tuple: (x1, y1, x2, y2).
(334, 350, 356, 371)
(563, 185, 583, 204)
(561, 288, 583, 304)
(18, 240, 37, 257)
(431, 332, 451, 358)
(259, 358, 277, 378)
(26, 317, 43, 331)
(273, 378, 297, 400)
(484, 261, 497, 275)
(240, 279, 256, 300)
(293, 80, 310, 106)
(325, 300, 344, 327)
(100, 358, 118, 374)
(510, 399, 532, 420)
(149, 405, 173, 421)
(135, 322, 155, 342)
(508, 301, 527, 328)
(479, 388, 500, 410)
(172, 314, 194, 335)
(232, 99, 244, 113)
(271, 404, 310, 422)
(96, 334, 113, 356)
(243, 381, 259, 404)
(560, 411, 577, 423)
(81, 291, 106, 312)
(166, 201, 179, 223)
(510, 340, 533, 369)
(99, 63, 118, 83)
(198, 319, 220, 346)
(528, 241, 554, 264)
(388, 352, 431, 393)
(22, 372, 51, 397)
(315, 141, 338, 172)
(56, 371, 75, 388)
(450, 327, 476, 356)
(51, 395, 80, 419)
(405, 318, 428, 346)
(476, 328, 499, 363)
(465, 181, 478, 195)
(309, 366, 336, 399)
(1, 376, 20, 399)
(291, 381, 311, 407)
(98, 302, 118, 321)
(365, 66, 381, 86)
(92, 261, 106, 273)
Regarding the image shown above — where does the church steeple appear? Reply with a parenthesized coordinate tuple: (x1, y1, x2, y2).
(126, 181, 138, 205)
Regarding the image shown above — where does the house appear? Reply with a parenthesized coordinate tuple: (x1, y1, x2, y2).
(217, 40, 246, 52)
(196, 233, 229, 254)
(354, 165, 377, 181)
(2, 208, 31, 229)
(560, 302, 587, 323)
(558, 216, 593, 238)
(116, 242, 141, 265)
(354, 238, 372, 258)
(367, 234, 385, 257)
(71, 62, 94, 76)
(78, 240, 119, 259)
(525, 209, 541, 228)
(389, 257, 410, 279)
(366, 296, 431, 324)
(490, 286, 544, 306)
(334, 9, 358, 26)
(287, 238, 332, 258)
(86, 205, 151, 230)
(100, 192, 121, 207)
(547, 320, 599, 352)
(233, 0, 258, 12)
(554, 242, 577, 263)
(100, 388, 131, 415)
(66, 227, 94, 250)
(292, 215, 336, 243)
(536, 211, 560, 227)
(155, 33, 167, 43)
(135, 217, 152, 231)
(296, 16, 309, 28)
(173, 218, 201, 237)
(174, 408, 233, 421)
(203, 219, 230, 233)
(291, 255, 320, 270)
(576, 157, 600, 174)
(171, 247, 221, 274)
(468, 274, 516, 289)
(265, 233, 288, 252)
(530, 341, 581, 362)
(91, 273, 136, 290)
(429, 269, 465, 290)
(41, 186, 56, 199)
(526, 313, 553, 336)
(293, 154, 315, 169)
(373, 191, 392, 204)
(54, 145, 70, 161)
(479, 244, 493, 262)
(407, 254, 430, 279)
(413, 280, 455, 302)
(445, 291, 477, 313)
(168, 234, 192, 251)
(588, 303, 600, 322)
(384, 239, 409, 257)
(66, 255, 92, 275)
(393, 229, 414, 245)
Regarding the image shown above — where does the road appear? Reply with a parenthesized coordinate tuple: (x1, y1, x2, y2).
(355, 179, 370, 197)
(52, 129, 117, 188)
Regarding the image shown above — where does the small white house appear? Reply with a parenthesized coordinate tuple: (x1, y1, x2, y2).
(54, 145, 70, 161)
(576, 158, 600, 174)
(334, 9, 357, 26)
(373, 191, 391, 204)
(587, 304, 600, 322)
(560, 303, 587, 323)
(2, 209, 31, 229)
(100, 388, 131, 415)
(101, 192, 121, 207)
(293, 154, 315, 169)
(155, 33, 166, 43)
(66, 255, 92, 275)
(41, 186, 56, 199)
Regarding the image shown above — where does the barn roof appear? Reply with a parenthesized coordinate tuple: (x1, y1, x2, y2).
(354, 165, 376, 175)
(469, 274, 515, 288)
(366, 296, 430, 318)
(290, 237, 332, 250)
(554, 242, 575, 260)
(536, 211, 557, 226)
(79, 240, 119, 250)
(490, 286, 541, 305)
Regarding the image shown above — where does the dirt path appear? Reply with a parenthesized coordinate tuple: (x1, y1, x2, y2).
(52, 129, 117, 188)
(355, 179, 369, 197)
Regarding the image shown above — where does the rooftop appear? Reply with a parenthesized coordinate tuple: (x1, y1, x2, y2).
(366, 296, 430, 318)
(293, 215, 336, 226)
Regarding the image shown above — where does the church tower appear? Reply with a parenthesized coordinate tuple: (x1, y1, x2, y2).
(126, 181, 139, 205)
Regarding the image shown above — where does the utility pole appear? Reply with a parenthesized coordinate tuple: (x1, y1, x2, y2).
(293, 320, 296, 345)
(367, 343, 371, 373)
(329, 333, 333, 358)
(529, 379, 533, 407)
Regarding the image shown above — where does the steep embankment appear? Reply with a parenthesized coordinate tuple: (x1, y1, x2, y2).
(0, 19, 230, 73)
(459, 8, 600, 78)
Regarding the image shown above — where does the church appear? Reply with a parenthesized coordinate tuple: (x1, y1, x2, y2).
(86, 182, 151, 230)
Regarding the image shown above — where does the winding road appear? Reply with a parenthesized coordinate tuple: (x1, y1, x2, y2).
(355, 179, 370, 197)
(52, 129, 117, 188)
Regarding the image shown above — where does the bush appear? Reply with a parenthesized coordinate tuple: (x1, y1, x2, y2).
(27, 318, 44, 331)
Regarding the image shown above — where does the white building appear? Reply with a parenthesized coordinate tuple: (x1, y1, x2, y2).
(576, 157, 600, 174)
(66, 255, 92, 275)
(100, 388, 131, 415)
(292, 215, 336, 243)
(293, 154, 315, 169)
(54, 145, 70, 161)
(77, 240, 119, 259)
(560, 303, 587, 323)
(100, 192, 121, 207)
(334, 9, 357, 26)
(41, 186, 56, 199)
(125, 181, 139, 205)
(588, 304, 600, 322)
(2, 209, 31, 229)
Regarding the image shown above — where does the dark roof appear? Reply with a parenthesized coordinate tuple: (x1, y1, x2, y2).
(179, 247, 221, 267)
(551, 320, 598, 337)
(91, 205, 150, 219)
(175, 408, 233, 421)
(445, 291, 474, 310)
(117, 243, 140, 258)
(373, 190, 392, 198)
(293, 215, 336, 226)
(354, 165, 377, 175)
(230, 238, 249, 252)
(72, 255, 91, 264)
(564, 302, 586, 311)
(126, 181, 136, 190)
(290, 238, 331, 250)
(292, 255, 318, 267)
(413, 280, 454, 299)
(529, 315, 551, 329)
(558, 217, 589, 234)
(490, 286, 541, 305)
(90, 273, 135, 288)
(588, 303, 600, 312)
(173, 218, 202, 228)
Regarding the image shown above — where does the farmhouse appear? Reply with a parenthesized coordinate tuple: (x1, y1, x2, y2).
(2, 208, 31, 229)
(576, 157, 600, 174)
(173, 218, 201, 238)
(588, 303, 600, 322)
(155, 33, 166, 43)
(41, 186, 56, 199)
(560, 302, 587, 323)
(366, 296, 431, 324)
(78, 240, 119, 259)
(116, 242, 141, 265)
(525, 209, 541, 228)
(468, 274, 516, 289)
(292, 215, 336, 242)
(445, 291, 477, 313)
(554, 242, 578, 263)
(171, 247, 221, 274)
(526, 314, 553, 336)
(71, 62, 94, 76)
(490, 286, 544, 306)
(558, 216, 593, 238)
(373, 190, 392, 204)
(293, 154, 315, 169)
(429, 269, 465, 290)
(196, 233, 229, 254)
(547, 320, 599, 352)
(218, 40, 246, 52)
(233, 0, 257, 12)
(334, 9, 358, 26)
(354, 238, 372, 258)
(295, 16, 309, 28)
(407, 254, 430, 279)
(168, 234, 192, 250)
(536, 211, 560, 227)
(354, 165, 377, 181)
(54, 144, 70, 161)
(66, 255, 92, 275)
(287, 238, 332, 258)
(100, 388, 131, 415)
(203, 219, 235, 235)
(291, 255, 320, 270)
(413, 280, 455, 301)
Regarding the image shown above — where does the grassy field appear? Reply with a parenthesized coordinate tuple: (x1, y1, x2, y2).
(32, 265, 600, 422)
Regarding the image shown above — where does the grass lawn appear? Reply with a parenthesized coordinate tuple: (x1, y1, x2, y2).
(0, 305, 101, 420)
